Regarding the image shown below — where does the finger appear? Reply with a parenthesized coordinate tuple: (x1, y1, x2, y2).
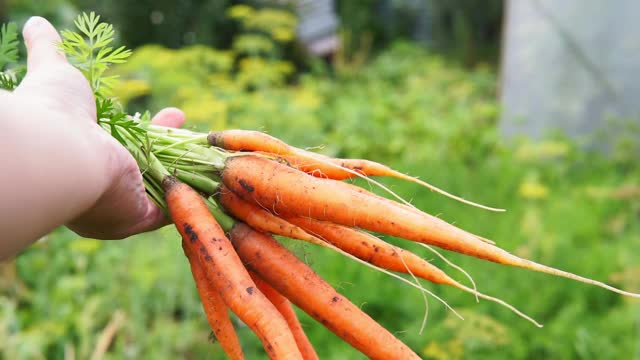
(22, 16, 67, 73)
(151, 107, 186, 128)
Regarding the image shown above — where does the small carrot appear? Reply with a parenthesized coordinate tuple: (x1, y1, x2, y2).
(182, 241, 245, 360)
(217, 185, 325, 246)
(163, 176, 303, 359)
(208, 129, 502, 211)
(230, 223, 421, 360)
(249, 270, 319, 360)
(221, 155, 640, 298)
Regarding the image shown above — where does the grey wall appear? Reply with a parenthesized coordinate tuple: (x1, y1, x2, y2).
(500, 0, 640, 142)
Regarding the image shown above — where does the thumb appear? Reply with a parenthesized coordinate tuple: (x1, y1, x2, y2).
(23, 16, 68, 73)
(17, 16, 95, 120)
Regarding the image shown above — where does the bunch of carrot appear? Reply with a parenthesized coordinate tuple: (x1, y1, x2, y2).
(3, 12, 637, 359)
(137, 126, 638, 359)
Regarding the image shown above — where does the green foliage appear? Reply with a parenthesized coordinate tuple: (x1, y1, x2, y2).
(0, 22, 19, 68)
(60, 12, 131, 96)
(0, 22, 23, 91)
(336, 0, 504, 65)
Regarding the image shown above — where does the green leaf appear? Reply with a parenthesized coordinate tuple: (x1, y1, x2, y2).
(0, 65, 25, 91)
(61, 12, 131, 96)
(0, 23, 19, 69)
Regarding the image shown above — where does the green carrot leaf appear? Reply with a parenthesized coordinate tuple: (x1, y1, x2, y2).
(0, 22, 19, 69)
(60, 12, 131, 96)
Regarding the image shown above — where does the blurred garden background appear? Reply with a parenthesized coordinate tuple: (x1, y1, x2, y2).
(1, 0, 639, 359)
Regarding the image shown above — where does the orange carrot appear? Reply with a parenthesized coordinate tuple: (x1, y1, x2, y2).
(221, 156, 640, 298)
(284, 215, 543, 325)
(208, 130, 502, 211)
(163, 176, 303, 359)
(249, 270, 319, 360)
(182, 242, 245, 360)
(285, 215, 454, 284)
(230, 223, 421, 360)
(208, 130, 291, 155)
(217, 185, 324, 246)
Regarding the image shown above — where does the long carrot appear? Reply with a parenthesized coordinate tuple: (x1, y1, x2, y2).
(221, 155, 640, 298)
(182, 241, 245, 360)
(163, 176, 303, 359)
(285, 215, 542, 325)
(285, 215, 456, 284)
(229, 223, 421, 360)
(248, 270, 319, 360)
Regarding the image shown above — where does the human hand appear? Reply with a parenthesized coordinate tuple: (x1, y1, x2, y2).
(15, 17, 184, 239)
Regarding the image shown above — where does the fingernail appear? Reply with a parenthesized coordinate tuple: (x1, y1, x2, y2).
(24, 16, 45, 33)
(23, 16, 46, 47)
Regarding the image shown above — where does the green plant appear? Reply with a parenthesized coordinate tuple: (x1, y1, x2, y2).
(60, 11, 131, 95)
(0, 22, 23, 90)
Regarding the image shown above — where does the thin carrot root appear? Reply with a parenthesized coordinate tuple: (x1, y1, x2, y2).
(514, 258, 640, 299)
(249, 271, 319, 360)
(163, 176, 303, 359)
(182, 242, 245, 360)
(230, 223, 422, 360)
(419, 243, 480, 302)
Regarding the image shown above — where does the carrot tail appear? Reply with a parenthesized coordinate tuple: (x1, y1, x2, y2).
(164, 177, 303, 360)
(249, 270, 319, 360)
(229, 223, 421, 360)
(217, 185, 326, 247)
(182, 242, 245, 360)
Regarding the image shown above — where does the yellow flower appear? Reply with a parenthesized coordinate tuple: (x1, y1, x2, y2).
(272, 27, 295, 42)
(228, 5, 254, 20)
(519, 180, 549, 199)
